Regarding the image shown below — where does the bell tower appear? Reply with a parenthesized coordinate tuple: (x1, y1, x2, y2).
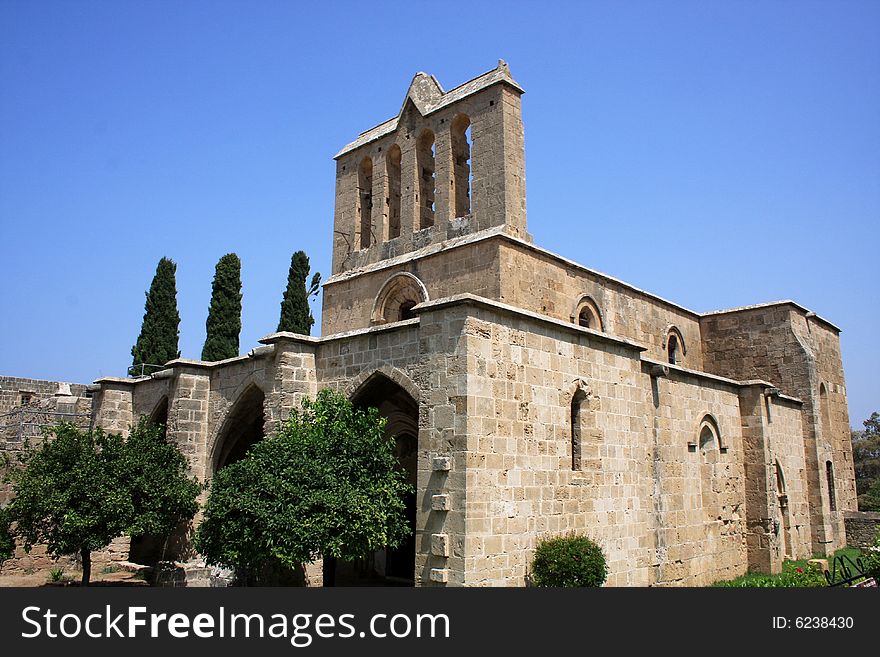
(329, 61, 528, 276)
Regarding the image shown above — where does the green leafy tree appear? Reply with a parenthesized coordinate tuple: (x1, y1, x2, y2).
(118, 417, 202, 542)
(2, 420, 200, 585)
(852, 411, 880, 511)
(277, 251, 321, 335)
(194, 389, 411, 583)
(131, 257, 181, 375)
(201, 253, 243, 361)
(0, 506, 13, 562)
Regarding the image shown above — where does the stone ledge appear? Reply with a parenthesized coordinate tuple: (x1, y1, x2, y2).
(417, 293, 647, 354)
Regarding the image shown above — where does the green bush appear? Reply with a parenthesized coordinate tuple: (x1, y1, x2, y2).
(531, 534, 607, 587)
(862, 530, 880, 582)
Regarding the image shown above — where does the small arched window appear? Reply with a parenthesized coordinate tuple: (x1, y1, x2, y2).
(571, 387, 587, 471)
(819, 383, 832, 440)
(451, 114, 471, 218)
(386, 145, 402, 239)
(775, 460, 786, 495)
(371, 273, 429, 325)
(668, 335, 679, 364)
(665, 327, 686, 366)
(572, 296, 604, 332)
(695, 414, 724, 453)
(358, 156, 373, 249)
(826, 460, 836, 512)
(417, 129, 435, 229)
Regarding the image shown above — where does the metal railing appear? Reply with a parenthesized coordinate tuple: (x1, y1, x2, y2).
(127, 363, 166, 378)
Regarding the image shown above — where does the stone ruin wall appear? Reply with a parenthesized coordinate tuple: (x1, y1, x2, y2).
(0, 377, 131, 579)
(496, 240, 705, 370)
(700, 304, 856, 554)
(430, 300, 750, 586)
(322, 237, 502, 335)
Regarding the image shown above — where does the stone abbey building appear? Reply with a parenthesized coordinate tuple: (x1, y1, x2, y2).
(87, 62, 856, 586)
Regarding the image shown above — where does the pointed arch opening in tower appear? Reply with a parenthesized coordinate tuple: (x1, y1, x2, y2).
(451, 114, 471, 218)
(417, 129, 435, 229)
(358, 156, 374, 249)
(386, 144, 402, 239)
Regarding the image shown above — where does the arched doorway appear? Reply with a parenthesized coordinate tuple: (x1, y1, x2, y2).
(324, 372, 419, 586)
(129, 397, 172, 565)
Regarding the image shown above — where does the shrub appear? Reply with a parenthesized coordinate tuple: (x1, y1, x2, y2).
(531, 534, 607, 587)
(863, 530, 880, 582)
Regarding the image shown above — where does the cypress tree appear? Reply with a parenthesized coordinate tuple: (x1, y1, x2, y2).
(277, 251, 321, 335)
(201, 253, 242, 361)
(131, 257, 181, 375)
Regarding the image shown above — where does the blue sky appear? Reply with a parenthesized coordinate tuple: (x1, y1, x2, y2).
(1, 1, 877, 427)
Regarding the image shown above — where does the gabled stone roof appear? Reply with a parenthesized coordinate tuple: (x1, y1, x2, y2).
(334, 60, 523, 159)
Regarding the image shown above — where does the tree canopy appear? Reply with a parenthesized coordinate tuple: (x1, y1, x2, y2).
(201, 253, 243, 361)
(1, 419, 200, 584)
(277, 251, 321, 335)
(194, 388, 411, 581)
(853, 411, 880, 511)
(131, 257, 181, 375)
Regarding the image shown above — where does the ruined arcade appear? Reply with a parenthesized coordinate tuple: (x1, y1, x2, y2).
(87, 62, 857, 586)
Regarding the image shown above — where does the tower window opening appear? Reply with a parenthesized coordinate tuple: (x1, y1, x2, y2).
(358, 157, 373, 249)
(452, 114, 471, 218)
(417, 130, 435, 229)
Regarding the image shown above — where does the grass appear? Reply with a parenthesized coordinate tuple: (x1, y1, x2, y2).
(711, 548, 863, 587)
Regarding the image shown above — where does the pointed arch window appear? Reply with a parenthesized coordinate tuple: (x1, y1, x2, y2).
(386, 144, 402, 239)
(358, 156, 373, 249)
(571, 387, 587, 470)
(417, 129, 435, 229)
(826, 460, 837, 512)
(451, 114, 471, 218)
(572, 296, 604, 332)
(664, 326, 686, 366)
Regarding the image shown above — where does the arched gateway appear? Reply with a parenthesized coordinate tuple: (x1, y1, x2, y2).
(323, 370, 419, 586)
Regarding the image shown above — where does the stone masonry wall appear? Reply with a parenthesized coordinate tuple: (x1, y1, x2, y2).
(443, 299, 747, 586)
(0, 376, 89, 414)
(843, 512, 880, 548)
(498, 241, 705, 370)
(738, 385, 811, 574)
(322, 237, 501, 335)
(701, 304, 854, 554)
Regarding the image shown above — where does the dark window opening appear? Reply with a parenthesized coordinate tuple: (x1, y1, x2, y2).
(667, 335, 679, 365)
(399, 301, 417, 321)
(826, 461, 836, 512)
(578, 309, 593, 328)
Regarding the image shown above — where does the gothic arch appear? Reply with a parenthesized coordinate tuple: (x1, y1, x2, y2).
(346, 365, 421, 405)
(326, 369, 420, 586)
(567, 378, 600, 472)
(664, 325, 687, 365)
(697, 413, 722, 451)
(149, 396, 169, 426)
(370, 272, 429, 325)
(209, 384, 266, 476)
(451, 113, 472, 218)
(570, 295, 605, 332)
